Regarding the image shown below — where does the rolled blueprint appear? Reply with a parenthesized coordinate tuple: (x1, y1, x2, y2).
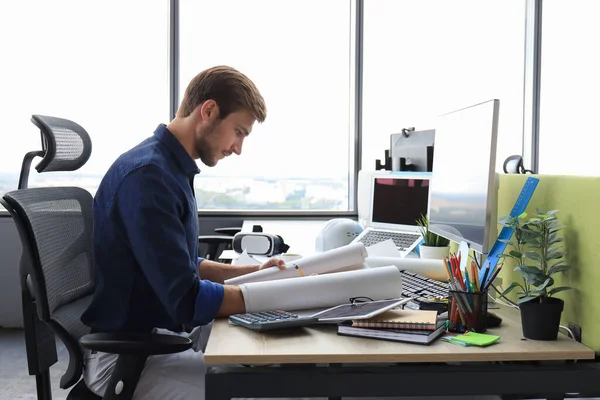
(239, 265, 403, 313)
(365, 256, 448, 282)
(225, 242, 368, 285)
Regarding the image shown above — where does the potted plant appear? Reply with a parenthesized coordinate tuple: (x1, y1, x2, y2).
(498, 209, 572, 340)
(416, 214, 450, 260)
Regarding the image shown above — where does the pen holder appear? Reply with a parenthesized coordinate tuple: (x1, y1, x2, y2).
(448, 290, 488, 333)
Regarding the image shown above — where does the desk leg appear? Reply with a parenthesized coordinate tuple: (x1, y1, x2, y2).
(328, 363, 342, 400)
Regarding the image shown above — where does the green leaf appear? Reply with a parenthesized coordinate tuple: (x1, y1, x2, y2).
(548, 237, 564, 245)
(547, 264, 571, 275)
(547, 251, 565, 260)
(534, 277, 554, 291)
(514, 265, 540, 274)
(525, 274, 546, 286)
(547, 286, 572, 296)
(509, 250, 523, 259)
(498, 253, 516, 260)
(524, 251, 542, 261)
(501, 282, 523, 297)
(517, 296, 538, 304)
(546, 209, 559, 215)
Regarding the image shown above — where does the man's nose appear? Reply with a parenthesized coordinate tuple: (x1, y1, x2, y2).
(232, 138, 243, 156)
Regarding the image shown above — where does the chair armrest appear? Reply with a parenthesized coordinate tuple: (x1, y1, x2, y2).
(80, 333, 192, 357)
(214, 226, 242, 236)
(198, 235, 234, 244)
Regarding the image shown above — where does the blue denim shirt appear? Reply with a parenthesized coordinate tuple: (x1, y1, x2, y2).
(82, 124, 224, 333)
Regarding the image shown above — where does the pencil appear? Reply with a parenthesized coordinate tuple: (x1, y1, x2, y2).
(294, 264, 305, 277)
(481, 264, 490, 289)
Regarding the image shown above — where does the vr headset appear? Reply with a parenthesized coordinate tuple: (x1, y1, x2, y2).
(232, 232, 290, 256)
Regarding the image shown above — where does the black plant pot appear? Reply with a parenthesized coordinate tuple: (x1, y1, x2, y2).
(519, 297, 564, 340)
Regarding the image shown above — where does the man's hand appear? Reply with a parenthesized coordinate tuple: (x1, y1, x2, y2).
(258, 257, 287, 271)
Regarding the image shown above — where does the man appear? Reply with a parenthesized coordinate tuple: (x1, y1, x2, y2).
(82, 66, 284, 399)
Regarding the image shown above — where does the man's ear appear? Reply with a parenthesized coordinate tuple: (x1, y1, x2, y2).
(199, 99, 219, 122)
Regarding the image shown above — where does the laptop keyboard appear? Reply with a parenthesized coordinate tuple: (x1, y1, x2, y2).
(399, 270, 450, 310)
(358, 230, 421, 250)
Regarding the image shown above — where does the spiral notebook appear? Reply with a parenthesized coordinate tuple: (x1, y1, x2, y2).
(351, 309, 438, 330)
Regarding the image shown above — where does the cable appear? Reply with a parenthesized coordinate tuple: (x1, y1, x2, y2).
(559, 325, 575, 340)
(489, 283, 520, 309)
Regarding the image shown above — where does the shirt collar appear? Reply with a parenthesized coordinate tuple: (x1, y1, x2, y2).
(153, 124, 200, 176)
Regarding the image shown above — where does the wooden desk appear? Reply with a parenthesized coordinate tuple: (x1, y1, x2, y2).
(205, 306, 592, 365)
(204, 306, 600, 399)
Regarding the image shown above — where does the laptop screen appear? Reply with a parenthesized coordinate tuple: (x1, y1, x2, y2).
(371, 177, 430, 226)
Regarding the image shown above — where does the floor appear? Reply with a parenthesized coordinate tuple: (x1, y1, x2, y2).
(1, 327, 597, 400)
(0, 328, 69, 400)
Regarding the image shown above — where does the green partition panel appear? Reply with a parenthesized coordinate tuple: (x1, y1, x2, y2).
(496, 174, 600, 351)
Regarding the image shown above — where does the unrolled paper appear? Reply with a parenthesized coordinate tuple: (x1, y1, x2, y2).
(239, 265, 403, 313)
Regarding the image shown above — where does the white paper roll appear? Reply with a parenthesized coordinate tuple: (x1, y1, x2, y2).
(239, 265, 403, 313)
(365, 256, 448, 282)
(225, 242, 368, 285)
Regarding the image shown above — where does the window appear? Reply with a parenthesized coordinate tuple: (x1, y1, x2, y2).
(362, 0, 526, 172)
(538, 1, 600, 175)
(0, 1, 168, 208)
(179, 0, 353, 211)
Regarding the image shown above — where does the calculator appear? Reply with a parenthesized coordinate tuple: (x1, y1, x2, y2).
(229, 310, 320, 331)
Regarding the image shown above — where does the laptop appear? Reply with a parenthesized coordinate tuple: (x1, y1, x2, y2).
(354, 171, 431, 257)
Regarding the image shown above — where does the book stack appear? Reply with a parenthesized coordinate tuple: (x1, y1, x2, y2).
(337, 309, 446, 345)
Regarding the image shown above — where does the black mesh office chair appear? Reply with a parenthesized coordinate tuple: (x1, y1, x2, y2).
(1, 115, 191, 400)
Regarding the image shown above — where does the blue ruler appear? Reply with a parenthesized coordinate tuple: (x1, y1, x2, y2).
(479, 176, 540, 287)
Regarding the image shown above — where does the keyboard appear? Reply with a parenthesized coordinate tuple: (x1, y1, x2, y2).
(357, 230, 421, 251)
(399, 270, 450, 310)
(229, 310, 319, 332)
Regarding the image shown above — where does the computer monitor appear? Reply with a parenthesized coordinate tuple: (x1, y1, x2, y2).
(428, 99, 500, 255)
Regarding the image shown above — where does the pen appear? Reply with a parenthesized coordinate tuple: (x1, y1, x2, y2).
(293, 264, 305, 277)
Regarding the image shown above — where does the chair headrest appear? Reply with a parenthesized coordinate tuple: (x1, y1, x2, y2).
(31, 114, 92, 173)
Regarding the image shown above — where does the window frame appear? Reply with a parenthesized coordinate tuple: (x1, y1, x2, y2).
(2, 0, 545, 217)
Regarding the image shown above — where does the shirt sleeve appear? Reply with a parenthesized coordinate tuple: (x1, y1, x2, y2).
(115, 165, 224, 327)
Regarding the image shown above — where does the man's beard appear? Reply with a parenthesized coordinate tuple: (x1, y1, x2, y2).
(195, 122, 218, 167)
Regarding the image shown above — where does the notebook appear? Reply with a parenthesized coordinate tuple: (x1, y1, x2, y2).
(338, 320, 446, 345)
(351, 309, 438, 330)
(354, 171, 430, 257)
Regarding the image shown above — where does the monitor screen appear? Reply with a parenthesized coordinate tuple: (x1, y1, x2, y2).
(371, 176, 429, 226)
(428, 99, 500, 254)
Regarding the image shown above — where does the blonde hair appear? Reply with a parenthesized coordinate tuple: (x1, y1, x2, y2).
(178, 66, 266, 122)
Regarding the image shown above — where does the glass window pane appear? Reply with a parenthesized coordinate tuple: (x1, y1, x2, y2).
(180, 0, 352, 211)
(539, 1, 600, 175)
(0, 1, 169, 209)
(363, 0, 525, 173)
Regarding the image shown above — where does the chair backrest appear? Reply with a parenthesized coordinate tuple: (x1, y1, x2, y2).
(1, 114, 95, 390)
(2, 186, 95, 389)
